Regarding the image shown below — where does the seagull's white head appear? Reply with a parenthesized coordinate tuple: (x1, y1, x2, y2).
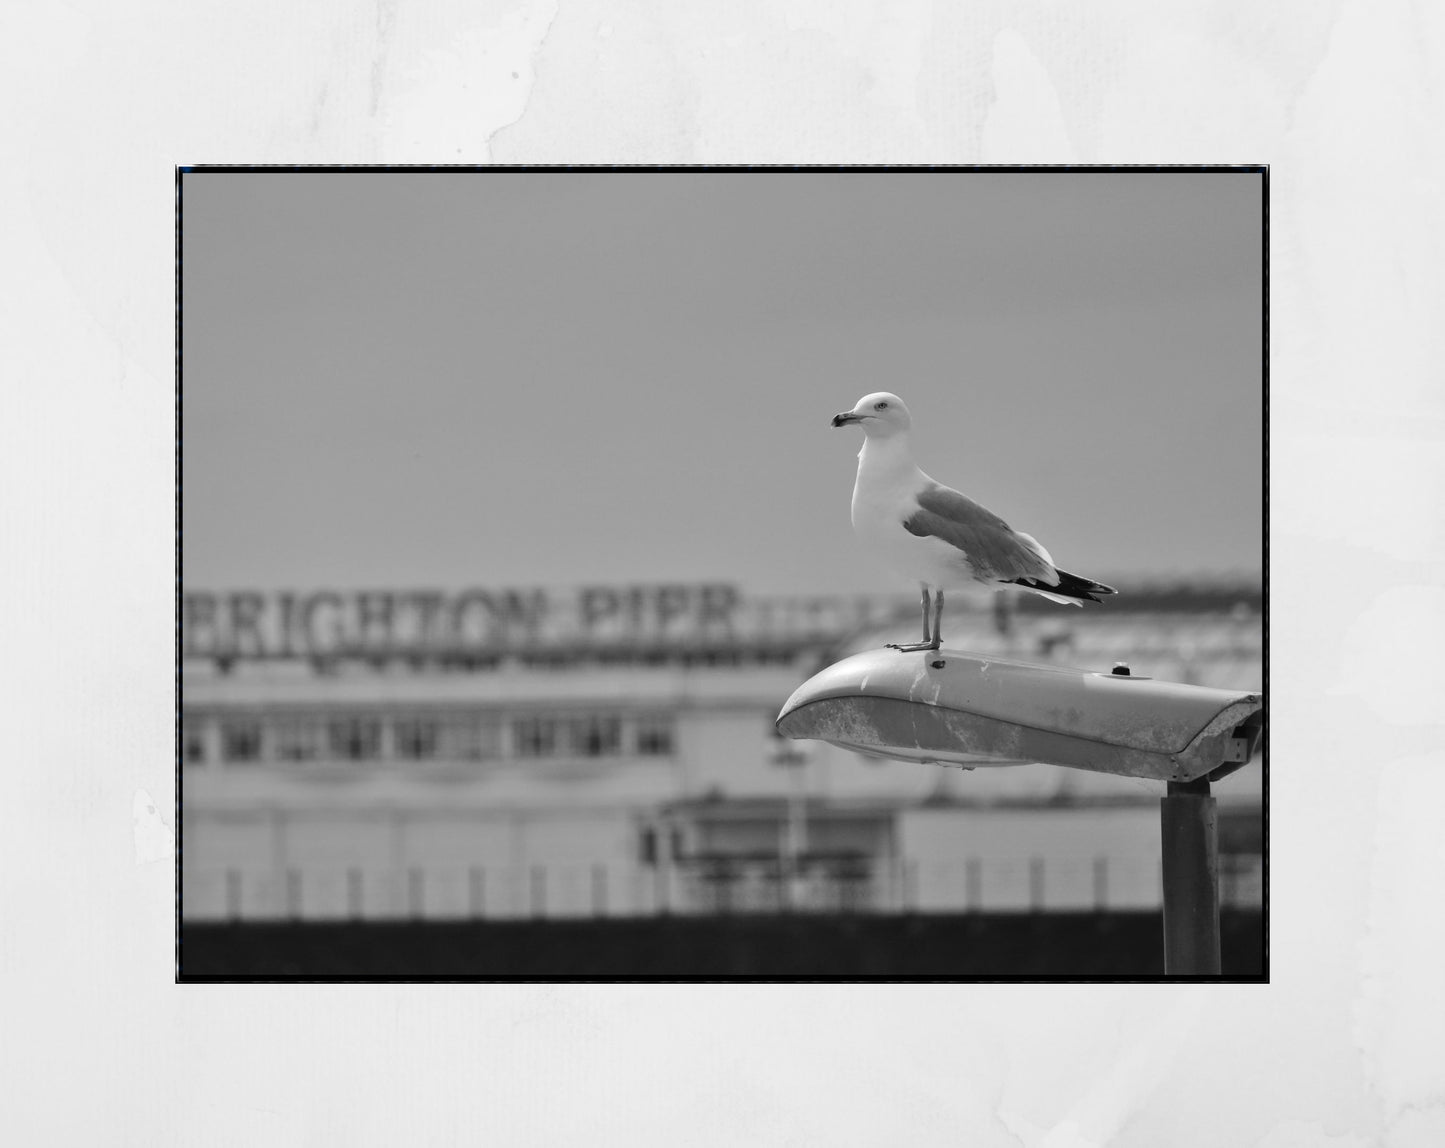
(831, 392, 912, 438)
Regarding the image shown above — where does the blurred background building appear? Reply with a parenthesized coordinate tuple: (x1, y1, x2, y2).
(181, 578, 1262, 927)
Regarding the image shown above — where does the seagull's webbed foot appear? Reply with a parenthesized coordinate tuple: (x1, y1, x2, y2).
(885, 640, 942, 653)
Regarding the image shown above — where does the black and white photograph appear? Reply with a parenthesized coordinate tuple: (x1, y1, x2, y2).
(179, 168, 1264, 979)
(9, 2, 1445, 1143)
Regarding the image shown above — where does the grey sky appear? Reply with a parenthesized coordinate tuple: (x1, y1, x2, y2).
(182, 171, 1262, 596)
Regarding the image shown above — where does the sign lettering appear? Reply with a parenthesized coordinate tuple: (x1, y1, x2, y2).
(180, 584, 784, 660)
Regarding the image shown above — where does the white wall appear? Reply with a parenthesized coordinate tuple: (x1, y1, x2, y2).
(679, 707, 784, 797)
(183, 805, 647, 922)
(898, 805, 1163, 912)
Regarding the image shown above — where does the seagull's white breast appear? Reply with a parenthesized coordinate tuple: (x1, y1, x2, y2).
(849, 439, 979, 590)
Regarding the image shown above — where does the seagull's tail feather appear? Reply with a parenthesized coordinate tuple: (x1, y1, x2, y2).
(1007, 568, 1117, 605)
(1018, 586, 1085, 607)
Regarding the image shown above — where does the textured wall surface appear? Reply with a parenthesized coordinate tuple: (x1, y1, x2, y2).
(5, 1, 1442, 1146)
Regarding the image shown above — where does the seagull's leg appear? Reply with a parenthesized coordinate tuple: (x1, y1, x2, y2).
(888, 586, 942, 653)
(930, 589, 944, 648)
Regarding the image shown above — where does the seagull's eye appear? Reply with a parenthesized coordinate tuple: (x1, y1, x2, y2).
(875, 401, 888, 410)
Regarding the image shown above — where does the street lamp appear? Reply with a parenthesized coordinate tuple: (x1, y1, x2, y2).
(776, 647, 1263, 973)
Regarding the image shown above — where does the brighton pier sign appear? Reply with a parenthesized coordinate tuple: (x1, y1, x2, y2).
(182, 585, 889, 660)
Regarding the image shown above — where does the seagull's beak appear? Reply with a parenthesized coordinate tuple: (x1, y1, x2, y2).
(831, 411, 861, 427)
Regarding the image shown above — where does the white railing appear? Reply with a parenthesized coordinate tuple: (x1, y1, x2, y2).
(183, 854, 1263, 922)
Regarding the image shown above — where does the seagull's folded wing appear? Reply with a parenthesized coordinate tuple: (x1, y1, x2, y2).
(904, 485, 1057, 583)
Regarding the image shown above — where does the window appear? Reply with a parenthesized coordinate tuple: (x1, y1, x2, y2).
(394, 717, 439, 761)
(328, 716, 381, 761)
(636, 714, 675, 757)
(182, 717, 207, 766)
(274, 717, 323, 762)
(438, 715, 500, 761)
(513, 716, 557, 759)
(571, 715, 621, 758)
(221, 719, 263, 763)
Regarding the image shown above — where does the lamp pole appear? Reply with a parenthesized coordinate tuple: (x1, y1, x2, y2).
(1099, 659, 1222, 974)
(1161, 776, 1222, 974)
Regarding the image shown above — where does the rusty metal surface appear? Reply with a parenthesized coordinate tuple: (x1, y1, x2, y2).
(776, 647, 1263, 783)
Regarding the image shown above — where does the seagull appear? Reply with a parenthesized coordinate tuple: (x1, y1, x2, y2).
(832, 391, 1116, 653)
